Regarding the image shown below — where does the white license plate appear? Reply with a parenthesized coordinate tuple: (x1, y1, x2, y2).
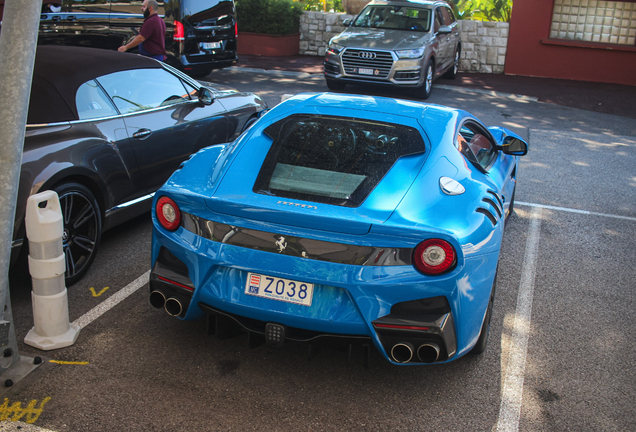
(201, 42, 221, 49)
(245, 273, 314, 307)
(359, 68, 374, 75)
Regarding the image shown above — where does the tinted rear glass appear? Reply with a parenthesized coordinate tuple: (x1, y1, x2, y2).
(182, 0, 234, 24)
(253, 115, 426, 207)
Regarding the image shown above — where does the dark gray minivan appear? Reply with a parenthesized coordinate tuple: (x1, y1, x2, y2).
(37, 0, 237, 77)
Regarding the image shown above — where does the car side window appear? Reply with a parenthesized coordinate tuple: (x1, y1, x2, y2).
(75, 80, 119, 120)
(434, 8, 443, 32)
(440, 6, 453, 25)
(456, 123, 498, 171)
(96, 68, 193, 114)
(445, 6, 457, 24)
(61, 0, 110, 13)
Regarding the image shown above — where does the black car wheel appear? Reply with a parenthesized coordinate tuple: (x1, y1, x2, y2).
(470, 271, 497, 355)
(415, 60, 434, 100)
(188, 66, 214, 79)
(326, 78, 346, 91)
(56, 182, 102, 286)
(444, 48, 460, 80)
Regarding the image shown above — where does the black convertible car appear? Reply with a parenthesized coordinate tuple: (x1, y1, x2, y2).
(13, 45, 266, 285)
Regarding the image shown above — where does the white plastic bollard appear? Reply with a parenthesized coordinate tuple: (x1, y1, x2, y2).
(24, 191, 80, 350)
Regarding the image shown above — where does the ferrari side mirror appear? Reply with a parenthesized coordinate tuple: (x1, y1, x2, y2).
(501, 136, 528, 156)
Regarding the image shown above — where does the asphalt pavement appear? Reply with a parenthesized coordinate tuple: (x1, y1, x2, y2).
(235, 54, 636, 120)
(2, 58, 635, 432)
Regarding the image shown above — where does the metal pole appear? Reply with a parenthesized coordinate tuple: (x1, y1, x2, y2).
(0, 0, 44, 374)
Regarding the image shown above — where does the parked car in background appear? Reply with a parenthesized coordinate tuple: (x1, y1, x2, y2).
(35, 0, 237, 77)
(148, 92, 528, 366)
(11, 46, 266, 285)
(324, 0, 461, 99)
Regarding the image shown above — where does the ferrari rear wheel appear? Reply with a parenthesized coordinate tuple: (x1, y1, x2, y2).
(55, 182, 102, 286)
(470, 271, 497, 355)
(506, 185, 516, 223)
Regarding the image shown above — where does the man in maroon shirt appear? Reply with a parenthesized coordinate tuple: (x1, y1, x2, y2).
(118, 0, 167, 61)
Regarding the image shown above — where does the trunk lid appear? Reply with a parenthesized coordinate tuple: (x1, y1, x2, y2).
(205, 112, 428, 235)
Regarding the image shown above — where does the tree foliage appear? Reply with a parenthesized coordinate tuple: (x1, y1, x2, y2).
(448, 0, 513, 22)
(236, 0, 304, 35)
(298, 0, 344, 12)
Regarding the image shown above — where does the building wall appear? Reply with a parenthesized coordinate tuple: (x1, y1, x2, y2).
(299, 11, 510, 74)
(505, 0, 636, 85)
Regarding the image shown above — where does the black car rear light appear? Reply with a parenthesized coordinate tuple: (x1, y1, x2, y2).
(174, 20, 185, 42)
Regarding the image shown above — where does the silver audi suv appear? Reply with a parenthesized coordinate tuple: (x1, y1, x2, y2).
(324, 0, 461, 99)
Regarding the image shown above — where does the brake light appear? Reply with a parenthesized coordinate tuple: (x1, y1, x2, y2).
(158, 275, 193, 291)
(413, 239, 456, 275)
(156, 196, 180, 231)
(235, 22, 238, 38)
(374, 323, 430, 331)
(174, 20, 185, 42)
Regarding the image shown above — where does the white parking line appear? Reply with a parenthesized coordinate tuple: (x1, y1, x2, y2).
(517, 201, 636, 222)
(497, 206, 543, 432)
(72, 270, 150, 329)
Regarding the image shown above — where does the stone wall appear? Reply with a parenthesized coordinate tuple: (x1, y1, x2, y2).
(300, 11, 356, 57)
(299, 11, 510, 74)
(459, 20, 509, 74)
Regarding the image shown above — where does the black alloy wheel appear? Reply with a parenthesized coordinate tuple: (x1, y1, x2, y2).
(444, 48, 460, 80)
(56, 182, 102, 286)
(416, 60, 434, 100)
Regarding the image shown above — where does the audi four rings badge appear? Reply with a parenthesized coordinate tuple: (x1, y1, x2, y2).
(359, 52, 376, 59)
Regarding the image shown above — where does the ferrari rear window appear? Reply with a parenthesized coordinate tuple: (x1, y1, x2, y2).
(253, 115, 426, 207)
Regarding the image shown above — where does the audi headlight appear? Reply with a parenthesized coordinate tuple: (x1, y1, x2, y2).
(328, 42, 344, 54)
(395, 48, 425, 59)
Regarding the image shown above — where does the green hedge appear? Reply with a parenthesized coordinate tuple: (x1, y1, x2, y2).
(236, 0, 304, 35)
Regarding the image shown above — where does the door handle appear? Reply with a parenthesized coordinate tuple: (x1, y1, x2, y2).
(67, 15, 76, 21)
(51, 15, 61, 21)
(132, 129, 152, 139)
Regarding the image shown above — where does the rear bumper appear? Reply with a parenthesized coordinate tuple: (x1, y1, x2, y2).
(150, 207, 500, 364)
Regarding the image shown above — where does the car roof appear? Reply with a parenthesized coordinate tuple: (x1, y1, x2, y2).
(367, 0, 443, 8)
(28, 46, 162, 124)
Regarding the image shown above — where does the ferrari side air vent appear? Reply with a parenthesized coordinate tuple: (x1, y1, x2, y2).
(486, 190, 503, 211)
(482, 197, 502, 218)
(476, 208, 497, 226)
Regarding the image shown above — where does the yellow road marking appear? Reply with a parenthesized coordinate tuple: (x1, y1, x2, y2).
(0, 397, 51, 423)
(49, 360, 89, 365)
(89, 286, 109, 297)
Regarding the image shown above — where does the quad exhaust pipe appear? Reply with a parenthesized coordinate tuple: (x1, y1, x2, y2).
(150, 290, 166, 309)
(390, 342, 440, 364)
(417, 343, 440, 363)
(165, 297, 183, 317)
(150, 291, 183, 317)
(391, 342, 414, 363)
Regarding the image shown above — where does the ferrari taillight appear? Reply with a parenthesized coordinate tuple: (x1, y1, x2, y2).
(174, 20, 185, 42)
(413, 239, 456, 275)
(156, 196, 180, 231)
